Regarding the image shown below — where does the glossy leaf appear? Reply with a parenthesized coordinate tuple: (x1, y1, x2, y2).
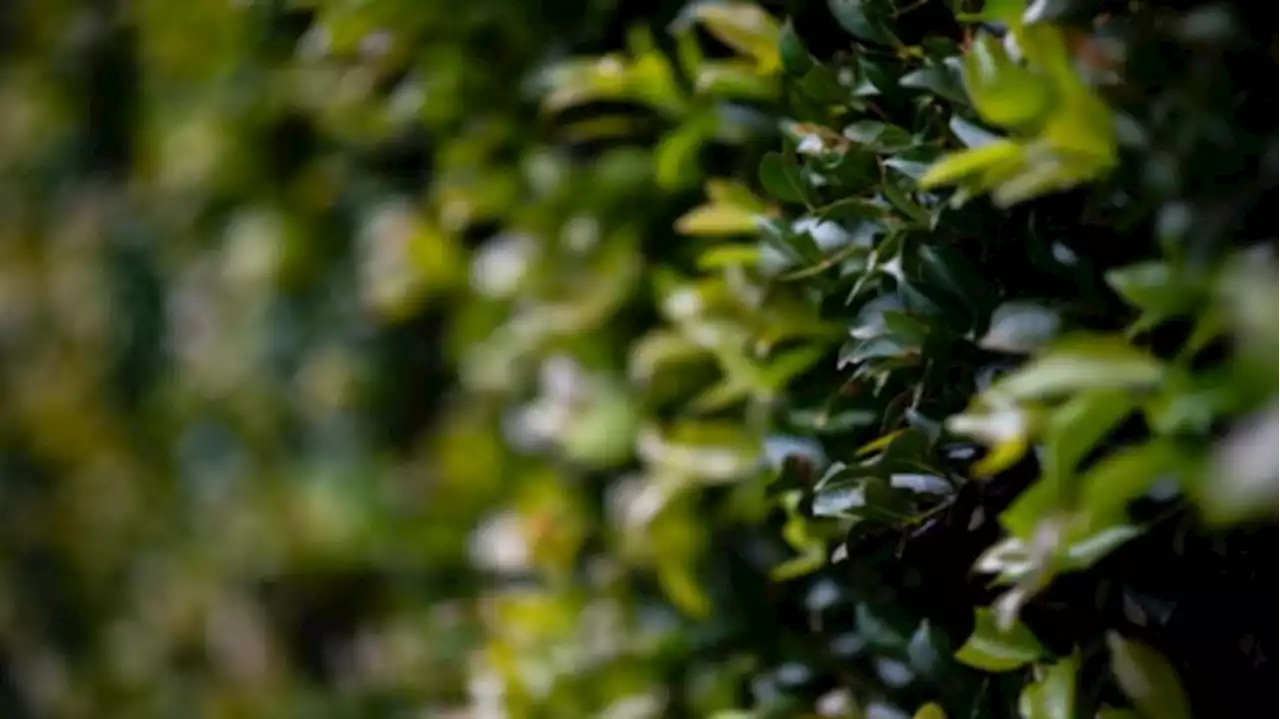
(1107, 634, 1192, 719)
(778, 19, 815, 75)
(759, 151, 810, 204)
(919, 140, 1025, 189)
(828, 0, 897, 46)
(954, 608, 1046, 672)
(962, 34, 1050, 128)
(1019, 654, 1078, 719)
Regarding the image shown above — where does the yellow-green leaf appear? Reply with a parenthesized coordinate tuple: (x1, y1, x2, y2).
(914, 703, 947, 719)
(954, 608, 1046, 672)
(1019, 654, 1078, 719)
(687, 3, 782, 72)
(918, 140, 1024, 189)
(962, 34, 1050, 128)
(676, 204, 763, 236)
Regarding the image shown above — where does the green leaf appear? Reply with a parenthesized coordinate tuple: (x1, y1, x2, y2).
(812, 475, 913, 521)
(947, 406, 1033, 477)
(918, 244, 987, 310)
(969, 0, 1027, 26)
(828, 0, 897, 46)
(817, 197, 891, 224)
(962, 34, 1050, 128)
(1063, 523, 1141, 570)
(1019, 654, 1078, 719)
(657, 561, 711, 618)
(758, 151, 809, 204)
(796, 63, 850, 104)
(980, 302, 1060, 354)
(907, 619, 948, 675)
(1106, 260, 1196, 316)
(637, 422, 761, 482)
(778, 19, 815, 75)
(1042, 390, 1135, 487)
(844, 120, 914, 152)
(656, 118, 712, 189)
(789, 407, 878, 434)
(899, 61, 968, 104)
(695, 60, 776, 99)
(683, 2, 782, 71)
(986, 337, 1164, 402)
(1078, 441, 1189, 527)
(1107, 633, 1192, 719)
(954, 607, 1046, 672)
(630, 330, 709, 384)
(841, 334, 918, 366)
(919, 140, 1024, 190)
(675, 203, 762, 236)
(880, 174, 931, 227)
(914, 703, 947, 719)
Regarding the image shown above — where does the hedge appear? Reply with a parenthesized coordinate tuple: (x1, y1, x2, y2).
(0, 0, 1273, 718)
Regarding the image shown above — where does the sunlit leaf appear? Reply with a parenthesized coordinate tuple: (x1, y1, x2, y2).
(962, 34, 1050, 128)
(919, 140, 1024, 189)
(986, 338, 1164, 402)
(954, 608, 1046, 672)
(1019, 654, 1078, 719)
(683, 2, 783, 71)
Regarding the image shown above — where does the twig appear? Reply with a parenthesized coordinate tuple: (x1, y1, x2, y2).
(779, 243, 864, 281)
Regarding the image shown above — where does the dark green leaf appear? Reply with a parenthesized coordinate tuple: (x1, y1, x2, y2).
(899, 59, 967, 103)
(844, 120, 914, 152)
(758, 151, 810, 204)
(813, 475, 913, 521)
(828, 0, 897, 46)
(779, 19, 815, 75)
(797, 63, 850, 104)
(918, 243, 988, 311)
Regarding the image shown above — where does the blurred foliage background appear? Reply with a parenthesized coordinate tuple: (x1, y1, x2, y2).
(0, 0, 1274, 718)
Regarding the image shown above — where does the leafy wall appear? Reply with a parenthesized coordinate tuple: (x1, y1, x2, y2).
(0, 0, 1273, 718)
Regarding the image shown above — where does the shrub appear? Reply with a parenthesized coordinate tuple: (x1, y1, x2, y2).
(0, 0, 1272, 718)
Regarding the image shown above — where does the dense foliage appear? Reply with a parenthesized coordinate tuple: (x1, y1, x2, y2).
(0, 0, 1273, 718)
